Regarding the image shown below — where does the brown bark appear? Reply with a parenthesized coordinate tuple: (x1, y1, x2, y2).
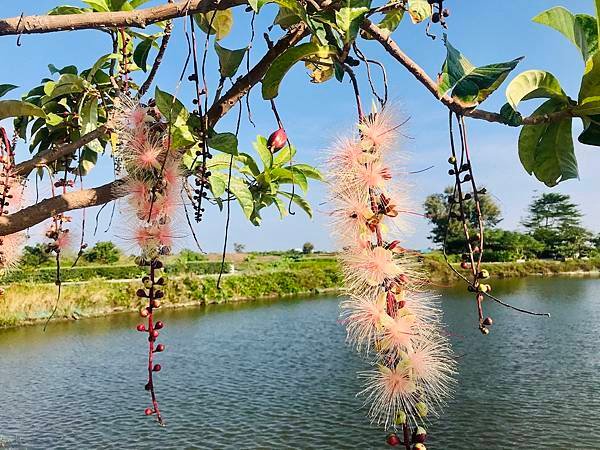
(0, 179, 126, 236)
(0, 0, 246, 36)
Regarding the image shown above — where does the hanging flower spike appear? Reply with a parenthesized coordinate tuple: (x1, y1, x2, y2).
(326, 107, 455, 444)
(116, 99, 185, 426)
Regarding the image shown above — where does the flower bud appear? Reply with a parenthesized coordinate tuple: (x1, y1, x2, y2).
(155, 344, 165, 352)
(140, 307, 149, 318)
(153, 364, 162, 372)
(386, 433, 401, 447)
(415, 402, 428, 418)
(136, 324, 146, 332)
(155, 321, 164, 330)
(144, 407, 154, 416)
(267, 128, 287, 153)
(394, 410, 406, 425)
(136, 289, 147, 298)
(482, 317, 493, 326)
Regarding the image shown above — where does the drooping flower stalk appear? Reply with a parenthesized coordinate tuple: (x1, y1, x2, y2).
(326, 107, 456, 448)
(116, 97, 183, 426)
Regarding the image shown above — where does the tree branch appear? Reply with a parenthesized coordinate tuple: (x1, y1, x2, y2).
(361, 20, 575, 126)
(14, 124, 111, 177)
(0, 179, 126, 236)
(0, 0, 246, 36)
(139, 16, 173, 97)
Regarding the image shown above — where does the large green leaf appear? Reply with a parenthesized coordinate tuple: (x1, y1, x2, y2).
(208, 132, 238, 155)
(154, 87, 189, 125)
(518, 99, 578, 187)
(133, 38, 153, 72)
(506, 70, 568, 110)
(44, 74, 88, 101)
(335, 0, 370, 44)
(292, 163, 324, 180)
(214, 43, 247, 79)
(86, 53, 118, 82)
(229, 177, 254, 219)
(407, 0, 431, 24)
(82, 0, 110, 12)
(273, 145, 296, 166)
(271, 167, 308, 192)
(452, 58, 523, 105)
(533, 7, 598, 62)
(80, 98, 103, 153)
(438, 35, 475, 95)
(208, 171, 229, 197)
(279, 191, 313, 218)
(577, 50, 600, 144)
(0, 100, 46, 120)
(78, 147, 98, 175)
(236, 152, 261, 176)
(253, 135, 273, 169)
(48, 6, 88, 14)
(0, 84, 17, 99)
(248, 0, 270, 12)
(262, 43, 338, 99)
(194, 10, 233, 41)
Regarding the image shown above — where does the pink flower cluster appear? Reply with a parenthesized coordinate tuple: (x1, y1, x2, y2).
(115, 99, 182, 257)
(326, 108, 456, 430)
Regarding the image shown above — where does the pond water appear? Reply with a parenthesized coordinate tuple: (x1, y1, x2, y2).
(1, 277, 599, 449)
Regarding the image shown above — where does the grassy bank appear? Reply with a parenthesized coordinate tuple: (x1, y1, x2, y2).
(0, 261, 342, 328)
(1, 254, 599, 328)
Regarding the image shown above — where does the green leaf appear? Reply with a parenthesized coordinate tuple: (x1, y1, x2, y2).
(505, 70, 568, 110)
(335, 0, 370, 44)
(292, 163, 324, 180)
(154, 87, 189, 125)
(45, 112, 63, 126)
(452, 58, 523, 105)
(248, 0, 270, 12)
(171, 123, 196, 149)
(499, 103, 523, 127)
(0, 84, 18, 98)
(194, 10, 233, 41)
(48, 64, 78, 75)
(272, 196, 288, 218)
(271, 167, 308, 192)
(438, 35, 475, 95)
(407, 0, 431, 24)
(253, 135, 272, 169)
(78, 147, 98, 175)
(279, 192, 313, 218)
(44, 74, 87, 101)
(214, 43, 247, 79)
(379, 9, 404, 37)
(209, 171, 229, 197)
(273, 145, 296, 166)
(80, 98, 103, 153)
(110, 0, 132, 10)
(133, 38, 153, 72)
(229, 177, 254, 219)
(274, 6, 301, 29)
(82, 0, 110, 12)
(48, 5, 88, 14)
(86, 53, 118, 82)
(130, 0, 151, 7)
(208, 132, 238, 155)
(533, 7, 598, 61)
(518, 99, 578, 187)
(236, 152, 261, 176)
(262, 43, 338, 99)
(0, 100, 46, 120)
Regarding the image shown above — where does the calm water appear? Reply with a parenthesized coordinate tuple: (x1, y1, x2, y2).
(1, 277, 599, 449)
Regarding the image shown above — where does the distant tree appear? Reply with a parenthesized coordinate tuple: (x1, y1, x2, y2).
(302, 242, 315, 254)
(485, 230, 544, 262)
(522, 194, 593, 259)
(83, 241, 121, 264)
(424, 186, 502, 254)
(20, 244, 51, 267)
(233, 243, 246, 253)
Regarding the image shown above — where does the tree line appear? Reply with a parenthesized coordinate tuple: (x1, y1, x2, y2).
(424, 190, 599, 262)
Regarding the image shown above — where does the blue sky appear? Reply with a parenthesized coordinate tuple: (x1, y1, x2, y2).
(2, 1, 599, 252)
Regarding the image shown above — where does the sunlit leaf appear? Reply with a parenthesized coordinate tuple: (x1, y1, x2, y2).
(194, 10, 233, 41)
(407, 0, 431, 24)
(253, 135, 272, 169)
(506, 70, 568, 110)
(229, 177, 254, 219)
(155, 87, 189, 125)
(279, 191, 313, 218)
(0, 100, 46, 120)
(518, 99, 577, 187)
(0, 84, 18, 99)
(82, 0, 110, 12)
(208, 132, 238, 155)
(292, 163, 323, 180)
(48, 5, 89, 14)
(262, 43, 338, 99)
(335, 0, 370, 43)
(133, 38, 153, 72)
(214, 43, 247, 79)
(438, 35, 475, 95)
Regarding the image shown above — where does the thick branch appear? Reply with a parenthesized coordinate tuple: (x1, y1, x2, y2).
(362, 20, 575, 126)
(14, 125, 110, 177)
(139, 18, 173, 97)
(206, 24, 308, 126)
(0, 179, 126, 236)
(0, 0, 246, 36)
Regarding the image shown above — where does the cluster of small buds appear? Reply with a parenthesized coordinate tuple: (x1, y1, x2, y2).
(136, 258, 167, 424)
(428, 0, 450, 26)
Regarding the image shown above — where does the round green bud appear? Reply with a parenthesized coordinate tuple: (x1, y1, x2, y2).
(415, 402, 428, 418)
(395, 410, 407, 425)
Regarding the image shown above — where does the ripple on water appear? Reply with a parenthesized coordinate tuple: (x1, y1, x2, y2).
(1, 278, 600, 449)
